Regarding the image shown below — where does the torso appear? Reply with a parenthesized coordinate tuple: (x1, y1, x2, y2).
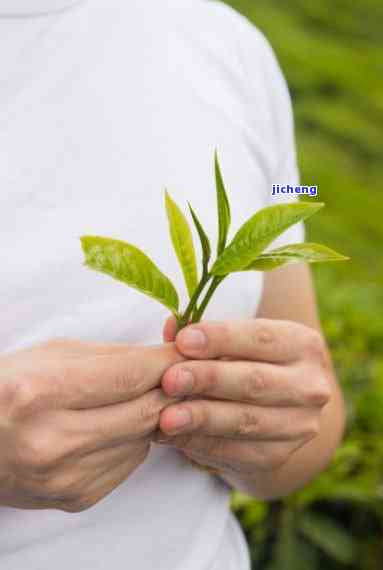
(0, 1, 284, 568)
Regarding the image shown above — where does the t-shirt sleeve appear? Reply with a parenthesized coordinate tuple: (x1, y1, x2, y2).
(239, 23, 305, 249)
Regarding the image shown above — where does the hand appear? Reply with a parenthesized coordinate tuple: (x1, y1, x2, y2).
(0, 338, 184, 512)
(155, 318, 332, 478)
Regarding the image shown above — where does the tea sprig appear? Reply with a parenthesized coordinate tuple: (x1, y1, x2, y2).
(81, 152, 348, 331)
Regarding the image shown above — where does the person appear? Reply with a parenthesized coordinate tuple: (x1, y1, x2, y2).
(0, 1, 345, 569)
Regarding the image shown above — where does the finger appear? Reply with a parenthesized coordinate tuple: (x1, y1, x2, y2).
(22, 343, 185, 410)
(19, 338, 144, 361)
(162, 360, 330, 407)
(161, 360, 330, 407)
(179, 438, 307, 474)
(65, 435, 151, 470)
(70, 389, 181, 450)
(158, 400, 319, 441)
(175, 318, 318, 363)
(163, 316, 177, 343)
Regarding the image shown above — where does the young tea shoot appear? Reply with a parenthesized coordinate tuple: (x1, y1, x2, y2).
(81, 152, 348, 331)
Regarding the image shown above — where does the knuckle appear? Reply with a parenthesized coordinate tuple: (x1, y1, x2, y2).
(251, 321, 275, 348)
(244, 367, 266, 401)
(194, 402, 209, 429)
(17, 432, 62, 473)
(200, 363, 219, 393)
(303, 329, 326, 360)
(139, 392, 163, 427)
(305, 378, 332, 407)
(113, 355, 144, 399)
(236, 409, 261, 437)
(113, 373, 134, 397)
(303, 420, 320, 441)
(8, 377, 45, 419)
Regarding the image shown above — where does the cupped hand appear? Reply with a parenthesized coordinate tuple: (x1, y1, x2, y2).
(155, 317, 332, 477)
(0, 338, 184, 512)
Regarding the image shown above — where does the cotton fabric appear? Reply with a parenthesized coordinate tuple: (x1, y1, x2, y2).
(0, 1, 303, 568)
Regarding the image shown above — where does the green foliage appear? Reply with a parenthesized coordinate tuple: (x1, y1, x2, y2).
(215, 151, 231, 255)
(211, 203, 324, 275)
(81, 157, 344, 330)
(244, 243, 348, 272)
(188, 202, 211, 273)
(165, 190, 199, 299)
(80, 236, 180, 315)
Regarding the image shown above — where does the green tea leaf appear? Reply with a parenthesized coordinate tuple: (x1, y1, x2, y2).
(215, 151, 231, 255)
(244, 242, 349, 271)
(299, 513, 355, 564)
(80, 236, 179, 314)
(211, 202, 324, 275)
(165, 190, 198, 298)
(188, 202, 211, 271)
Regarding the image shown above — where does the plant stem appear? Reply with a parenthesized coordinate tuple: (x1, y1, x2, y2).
(192, 275, 226, 322)
(177, 269, 211, 331)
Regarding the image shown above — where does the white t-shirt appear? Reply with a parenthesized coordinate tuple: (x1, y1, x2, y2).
(0, 1, 304, 569)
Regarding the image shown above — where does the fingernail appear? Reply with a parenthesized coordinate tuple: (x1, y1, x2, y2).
(180, 328, 207, 350)
(171, 407, 192, 432)
(173, 368, 194, 396)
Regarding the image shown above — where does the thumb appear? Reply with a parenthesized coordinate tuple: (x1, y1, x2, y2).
(163, 315, 178, 343)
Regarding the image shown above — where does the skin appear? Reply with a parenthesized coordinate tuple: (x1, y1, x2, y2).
(0, 340, 185, 512)
(0, 264, 344, 511)
(154, 264, 345, 499)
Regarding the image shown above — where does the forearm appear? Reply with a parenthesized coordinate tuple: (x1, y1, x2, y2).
(217, 375, 345, 499)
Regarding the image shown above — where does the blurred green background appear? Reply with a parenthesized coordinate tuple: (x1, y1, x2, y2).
(223, 1, 383, 568)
